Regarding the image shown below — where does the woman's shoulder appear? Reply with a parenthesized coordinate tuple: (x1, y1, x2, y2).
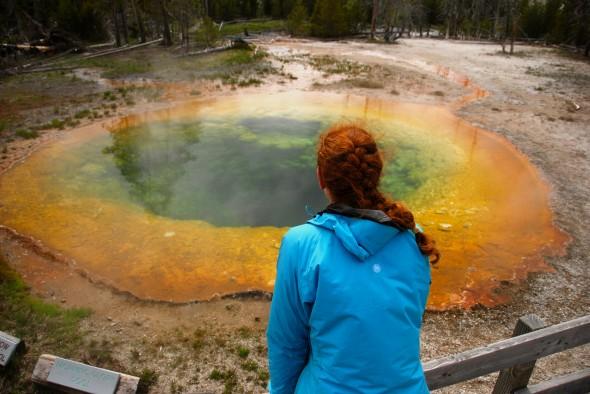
(283, 222, 327, 247)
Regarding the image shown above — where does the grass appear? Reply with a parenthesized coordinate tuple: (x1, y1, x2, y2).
(71, 47, 275, 88)
(194, 49, 274, 87)
(74, 109, 91, 119)
(236, 346, 250, 358)
(0, 119, 9, 135)
(241, 359, 259, 372)
(209, 368, 239, 394)
(15, 128, 40, 139)
(346, 78, 384, 89)
(309, 55, 370, 77)
(219, 19, 285, 36)
(79, 57, 153, 78)
(0, 257, 92, 392)
(135, 368, 159, 394)
(191, 328, 207, 352)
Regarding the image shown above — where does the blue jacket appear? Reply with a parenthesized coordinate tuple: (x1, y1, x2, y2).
(267, 206, 431, 393)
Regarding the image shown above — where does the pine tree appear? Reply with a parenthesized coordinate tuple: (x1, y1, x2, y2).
(311, 0, 348, 37)
(287, 0, 309, 35)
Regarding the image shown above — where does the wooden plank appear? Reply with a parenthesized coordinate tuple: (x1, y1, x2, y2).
(32, 354, 138, 394)
(492, 314, 547, 394)
(423, 314, 590, 390)
(514, 368, 590, 394)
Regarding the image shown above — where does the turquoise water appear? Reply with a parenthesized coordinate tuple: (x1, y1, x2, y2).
(102, 116, 328, 226)
(50, 114, 457, 227)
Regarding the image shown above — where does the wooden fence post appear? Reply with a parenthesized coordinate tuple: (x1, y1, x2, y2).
(492, 314, 547, 394)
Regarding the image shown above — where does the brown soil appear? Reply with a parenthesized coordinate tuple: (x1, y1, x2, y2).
(0, 38, 588, 393)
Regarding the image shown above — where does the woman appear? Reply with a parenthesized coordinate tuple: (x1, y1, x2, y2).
(267, 124, 439, 393)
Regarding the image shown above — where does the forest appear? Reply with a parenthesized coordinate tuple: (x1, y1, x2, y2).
(1, 0, 589, 57)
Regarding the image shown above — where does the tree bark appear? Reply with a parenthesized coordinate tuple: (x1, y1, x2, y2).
(130, 0, 146, 43)
(493, 0, 501, 39)
(507, 0, 514, 54)
(160, 0, 172, 46)
(119, 0, 129, 44)
(370, 0, 378, 40)
(112, 1, 122, 47)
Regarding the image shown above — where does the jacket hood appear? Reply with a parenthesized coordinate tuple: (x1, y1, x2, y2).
(307, 204, 402, 261)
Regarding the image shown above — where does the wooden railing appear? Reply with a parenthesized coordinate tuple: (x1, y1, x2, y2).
(423, 314, 590, 393)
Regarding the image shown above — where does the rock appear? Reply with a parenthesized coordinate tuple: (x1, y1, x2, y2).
(438, 223, 453, 232)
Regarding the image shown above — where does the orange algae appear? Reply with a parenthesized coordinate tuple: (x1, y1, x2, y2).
(0, 92, 568, 309)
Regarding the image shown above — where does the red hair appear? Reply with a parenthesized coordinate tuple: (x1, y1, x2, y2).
(317, 124, 440, 264)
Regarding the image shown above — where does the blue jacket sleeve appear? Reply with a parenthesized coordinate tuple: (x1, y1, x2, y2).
(267, 232, 310, 394)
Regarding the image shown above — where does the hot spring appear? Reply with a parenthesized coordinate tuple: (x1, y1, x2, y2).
(0, 92, 568, 309)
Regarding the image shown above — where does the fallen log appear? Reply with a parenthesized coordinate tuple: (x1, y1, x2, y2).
(87, 41, 116, 50)
(180, 43, 233, 57)
(16, 66, 77, 74)
(180, 37, 253, 57)
(80, 38, 162, 60)
(1, 38, 163, 76)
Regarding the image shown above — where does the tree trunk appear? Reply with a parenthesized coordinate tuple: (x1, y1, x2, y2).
(493, 0, 501, 39)
(510, 17, 516, 54)
(130, 0, 146, 43)
(370, 0, 378, 40)
(585, 40, 589, 57)
(506, 0, 513, 54)
(119, 0, 129, 44)
(112, 1, 122, 47)
(183, 13, 189, 51)
(160, 0, 172, 46)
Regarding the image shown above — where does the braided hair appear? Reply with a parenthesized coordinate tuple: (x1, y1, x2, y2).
(317, 124, 440, 264)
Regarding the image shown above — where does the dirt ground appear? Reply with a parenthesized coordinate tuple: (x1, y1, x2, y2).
(0, 38, 589, 393)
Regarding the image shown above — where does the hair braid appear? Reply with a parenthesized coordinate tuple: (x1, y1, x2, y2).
(317, 124, 440, 264)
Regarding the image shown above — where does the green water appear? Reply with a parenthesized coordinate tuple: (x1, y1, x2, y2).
(49, 114, 458, 227)
(102, 117, 326, 226)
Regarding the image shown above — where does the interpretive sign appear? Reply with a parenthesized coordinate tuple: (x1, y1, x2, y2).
(46, 357, 120, 394)
(0, 330, 21, 367)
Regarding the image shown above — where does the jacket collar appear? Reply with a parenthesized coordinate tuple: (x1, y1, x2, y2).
(318, 203, 405, 230)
